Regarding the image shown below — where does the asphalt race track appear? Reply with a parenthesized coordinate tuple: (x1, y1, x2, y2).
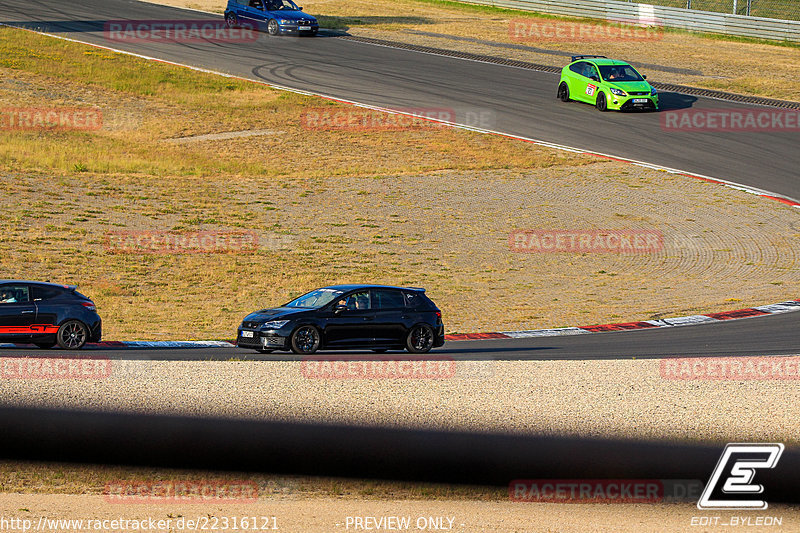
(0, 0, 797, 360)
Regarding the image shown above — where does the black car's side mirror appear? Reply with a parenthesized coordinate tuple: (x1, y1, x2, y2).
(333, 304, 347, 313)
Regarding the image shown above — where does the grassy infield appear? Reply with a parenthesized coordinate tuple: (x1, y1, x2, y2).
(1, 4, 799, 339)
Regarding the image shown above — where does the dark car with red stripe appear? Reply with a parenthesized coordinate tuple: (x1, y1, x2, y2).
(0, 280, 101, 349)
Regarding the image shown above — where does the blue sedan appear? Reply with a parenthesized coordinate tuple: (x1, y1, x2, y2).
(224, 0, 319, 36)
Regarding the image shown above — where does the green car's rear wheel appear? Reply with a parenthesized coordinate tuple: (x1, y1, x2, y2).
(557, 82, 570, 102)
(595, 92, 608, 112)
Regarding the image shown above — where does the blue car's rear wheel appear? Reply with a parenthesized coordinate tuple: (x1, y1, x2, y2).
(225, 13, 237, 28)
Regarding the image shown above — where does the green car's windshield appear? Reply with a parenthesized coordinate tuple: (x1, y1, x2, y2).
(283, 288, 344, 308)
(599, 65, 643, 82)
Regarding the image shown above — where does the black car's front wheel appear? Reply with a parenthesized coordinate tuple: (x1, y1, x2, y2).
(406, 324, 434, 354)
(557, 82, 570, 102)
(56, 320, 88, 350)
(267, 19, 280, 35)
(290, 326, 320, 354)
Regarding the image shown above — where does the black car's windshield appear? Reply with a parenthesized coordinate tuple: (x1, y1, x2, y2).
(599, 64, 643, 82)
(283, 288, 344, 308)
(268, 0, 300, 10)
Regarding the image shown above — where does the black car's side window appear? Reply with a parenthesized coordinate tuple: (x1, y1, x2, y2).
(374, 289, 404, 310)
(403, 291, 419, 309)
(31, 285, 64, 301)
(338, 291, 370, 311)
(0, 285, 30, 304)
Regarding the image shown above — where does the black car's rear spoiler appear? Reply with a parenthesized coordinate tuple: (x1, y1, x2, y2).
(571, 55, 607, 62)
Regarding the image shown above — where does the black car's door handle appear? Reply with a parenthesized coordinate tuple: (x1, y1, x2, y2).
(363, 316, 374, 321)
(21, 310, 34, 314)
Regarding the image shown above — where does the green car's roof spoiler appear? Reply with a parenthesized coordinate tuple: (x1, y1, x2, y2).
(571, 55, 607, 62)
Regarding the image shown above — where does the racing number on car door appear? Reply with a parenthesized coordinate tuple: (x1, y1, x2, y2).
(583, 64, 600, 101)
(568, 61, 591, 103)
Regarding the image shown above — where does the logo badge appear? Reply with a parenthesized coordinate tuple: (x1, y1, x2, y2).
(697, 443, 784, 510)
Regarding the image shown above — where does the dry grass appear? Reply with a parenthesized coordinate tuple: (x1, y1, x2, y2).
(0, 26, 798, 340)
(152, 0, 800, 101)
(0, 461, 503, 500)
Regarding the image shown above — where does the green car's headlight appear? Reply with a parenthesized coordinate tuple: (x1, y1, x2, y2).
(263, 320, 290, 329)
(650, 87, 658, 96)
(609, 88, 627, 97)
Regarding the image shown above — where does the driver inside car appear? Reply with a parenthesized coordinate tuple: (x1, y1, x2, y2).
(0, 290, 17, 303)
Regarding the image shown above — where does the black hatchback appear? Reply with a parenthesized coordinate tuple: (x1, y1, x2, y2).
(237, 285, 445, 354)
(0, 280, 102, 349)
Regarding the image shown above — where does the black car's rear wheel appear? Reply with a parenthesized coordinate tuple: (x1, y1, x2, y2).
(56, 320, 88, 350)
(267, 19, 280, 35)
(290, 326, 320, 354)
(596, 92, 608, 112)
(34, 342, 55, 349)
(557, 82, 570, 102)
(225, 12, 238, 28)
(406, 324, 434, 354)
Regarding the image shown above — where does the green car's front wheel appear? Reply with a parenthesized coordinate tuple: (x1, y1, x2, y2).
(595, 92, 608, 112)
(557, 82, 570, 102)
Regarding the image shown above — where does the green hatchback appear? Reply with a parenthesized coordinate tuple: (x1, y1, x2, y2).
(557, 55, 658, 112)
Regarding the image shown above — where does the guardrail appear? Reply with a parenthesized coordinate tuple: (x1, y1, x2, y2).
(456, 0, 800, 42)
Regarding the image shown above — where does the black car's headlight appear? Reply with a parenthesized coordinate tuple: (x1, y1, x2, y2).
(263, 320, 290, 329)
(609, 88, 627, 97)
